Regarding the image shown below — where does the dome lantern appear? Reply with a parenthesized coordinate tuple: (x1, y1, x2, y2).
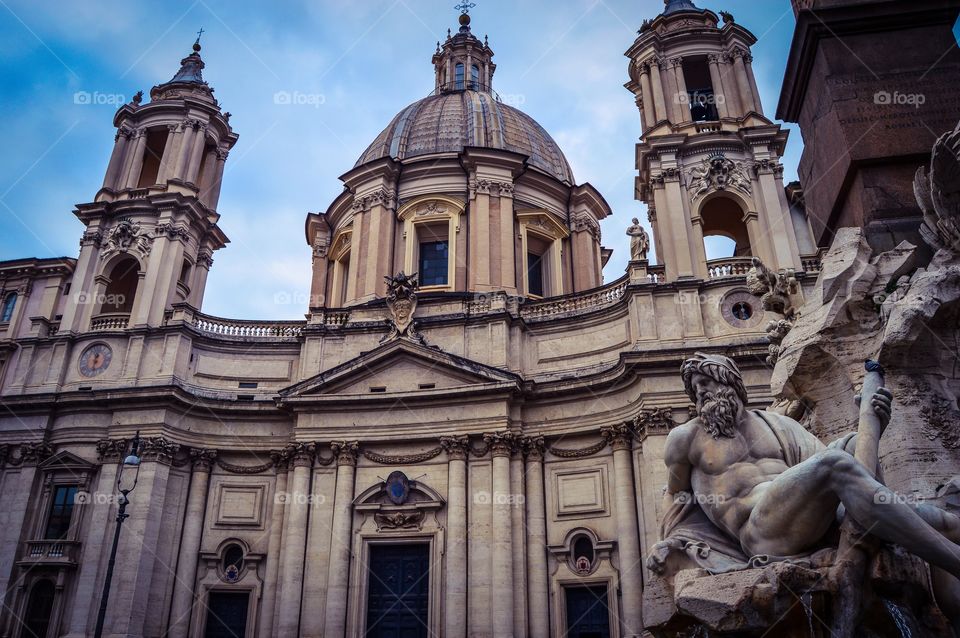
(432, 5, 495, 94)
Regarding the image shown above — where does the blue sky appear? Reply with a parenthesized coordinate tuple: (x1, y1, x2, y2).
(0, 0, 801, 319)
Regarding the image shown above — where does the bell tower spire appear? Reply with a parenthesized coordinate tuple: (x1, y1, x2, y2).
(624, 4, 815, 282)
(432, 3, 495, 94)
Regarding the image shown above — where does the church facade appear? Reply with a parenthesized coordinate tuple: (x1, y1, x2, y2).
(0, 2, 822, 637)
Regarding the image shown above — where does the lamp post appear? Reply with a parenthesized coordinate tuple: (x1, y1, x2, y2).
(93, 431, 143, 638)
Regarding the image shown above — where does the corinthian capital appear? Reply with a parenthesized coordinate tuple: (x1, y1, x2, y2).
(330, 441, 360, 466)
(440, 435, 470, 461)
(601, 422, 635, 451)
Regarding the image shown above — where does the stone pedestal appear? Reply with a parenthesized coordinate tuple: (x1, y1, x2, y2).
(778, 0, 960, 251)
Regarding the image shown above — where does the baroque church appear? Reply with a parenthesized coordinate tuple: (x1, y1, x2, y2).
(0, 1, 823, 636)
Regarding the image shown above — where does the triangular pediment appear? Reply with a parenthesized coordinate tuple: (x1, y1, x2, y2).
(39, 450, 95, 471)
(279, 338, 520, 400)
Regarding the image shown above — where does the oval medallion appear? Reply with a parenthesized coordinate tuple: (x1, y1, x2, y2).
(385, 470, 410, 505)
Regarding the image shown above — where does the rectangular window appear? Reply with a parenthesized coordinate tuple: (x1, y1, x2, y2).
(455, 63, 465, 90)
(137, 128, 169, 188)
(527, 251, 545, 297)
(682, 56, 718, 122)
(419, 240, 449, 287)
(338, 254, 351, 305)
(44, 485, 78, 540)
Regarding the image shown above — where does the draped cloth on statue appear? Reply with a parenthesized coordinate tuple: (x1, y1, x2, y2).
(659, 410, 852, 574)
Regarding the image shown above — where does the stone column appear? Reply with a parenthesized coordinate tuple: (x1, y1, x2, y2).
(102, 129, 131, 189)
(639, 63, 656, 127)
(707, 54, 730, 119)
(172, 121, 196, 181)
(484, 432, 515, 638)
(689, 216, 709, 280)
(155, 123, 180, 184)
(64, 448, 118, 637)
(602, 424, 644, 637)
(510, 442, 527, 637)
(469, 181, 492, 290)
(122, 129, 147, 189)
(671, 57, 689, 123)
(185, 123, 208, 185)
(720, 54, 744, 117)
(523, 436, 550, 638)
(744, 53, 764, 115)
(258, 452, 290, 638)
(276, 442, 315, 638)
(733, 50, 756, 114)
(649, 59, 669, 125)
(167, 449, 216, 638)
(322, 441, 359, 638)
(440, 436, 469, 638)
(205, 150, 228, 210)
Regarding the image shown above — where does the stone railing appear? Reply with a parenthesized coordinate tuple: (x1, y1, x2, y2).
(90, 313, 130, 331)
(647, 265, 666, 284)
(189, 312, 305, 339)
(520, 278, 629, 321)
(316, 309, 350, 326)
(801, 254, 823, 273)
(23, 540, 81, 565)
(695, 121, 723, 134)
(706, 257, 754, 279)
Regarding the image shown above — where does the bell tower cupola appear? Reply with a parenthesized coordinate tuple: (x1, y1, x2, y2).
(60, 35, 238, 335)
(624, 1, 816, 283)
(432, 5, 496, 94)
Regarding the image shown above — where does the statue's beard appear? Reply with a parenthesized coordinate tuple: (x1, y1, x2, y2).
(699, 387, 742, 439)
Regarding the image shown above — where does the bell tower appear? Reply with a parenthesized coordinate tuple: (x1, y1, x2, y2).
(625, 0, 813, 282)
(60, 37, 238, 334)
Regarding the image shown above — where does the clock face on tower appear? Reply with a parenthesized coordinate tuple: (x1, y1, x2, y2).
(78, 344, 113, 378)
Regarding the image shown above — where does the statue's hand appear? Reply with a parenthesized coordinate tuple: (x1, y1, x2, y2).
(855, 387, 894, 431)
(647, 538, 683, 574)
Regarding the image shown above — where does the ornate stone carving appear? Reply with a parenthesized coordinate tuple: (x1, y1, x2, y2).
(352, 188, 397, 213)
(547, 437, 607, 459)
(196, 249, 215, 270)
(190, 447, 218, 471)
(18, 442, 54, 465)
(746, 257, 800, 364)
(686, 154, 752, 202)
(650, 167, 680, 189)
(140, 437, 180, 463)
(155, 223, 190, 243)
(96, 438, 129, 462)
(600, 422, 634, 451)
(100, 218, 152, 260)
(382, 271, 425, 344)
(216, 457, 276, 474)
(330, 441, 359, 466)
(440, 435, 470, 461)
(751, 159, 785, 178)
(483, 431, 516, 457)
(915, 121, 960, 252)
(285, 442, 316, 467)
(362, 446, 444, 465)
(521, 435, 546, 461)
(634, 407, 675, 439)
(80, 229, 104, 248)
(374, 510, 425, 531)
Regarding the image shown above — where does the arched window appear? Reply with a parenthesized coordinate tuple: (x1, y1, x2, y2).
(222, 543, 244, 582)
(572, 535, 595, 574)
(701, 196, 751, 261)
(455, 63, 465, 90)
(471, 65, 480, 90)
(21, 579, 55, 638)
(99, 257, 139, 315)
(1, 292, 16, 323)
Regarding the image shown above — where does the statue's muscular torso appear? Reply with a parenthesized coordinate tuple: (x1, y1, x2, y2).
(665, 411, 816, 542)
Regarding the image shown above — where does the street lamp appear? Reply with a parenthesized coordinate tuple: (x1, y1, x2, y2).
(93, 431, 142, 638)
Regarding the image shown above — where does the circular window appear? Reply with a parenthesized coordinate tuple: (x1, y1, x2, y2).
(222, 544, 244, 583)
(720, 291, 764, 329)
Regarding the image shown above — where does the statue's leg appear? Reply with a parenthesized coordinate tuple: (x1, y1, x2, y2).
(743, 449, 960, 579)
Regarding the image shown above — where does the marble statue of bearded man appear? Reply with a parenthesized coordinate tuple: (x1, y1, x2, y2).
(647, 353, 960, 580)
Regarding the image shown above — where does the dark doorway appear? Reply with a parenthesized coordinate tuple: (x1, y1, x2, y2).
(565, 584, 610, 638)
(365, 543, 430, 638)
(21, 579, 55, 638)
(204, 591, 249, 638)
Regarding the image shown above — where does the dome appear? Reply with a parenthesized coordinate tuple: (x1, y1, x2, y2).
(355, 89, 575, 184)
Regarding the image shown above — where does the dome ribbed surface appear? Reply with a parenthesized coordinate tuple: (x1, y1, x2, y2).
(356, 90, 574, 184)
